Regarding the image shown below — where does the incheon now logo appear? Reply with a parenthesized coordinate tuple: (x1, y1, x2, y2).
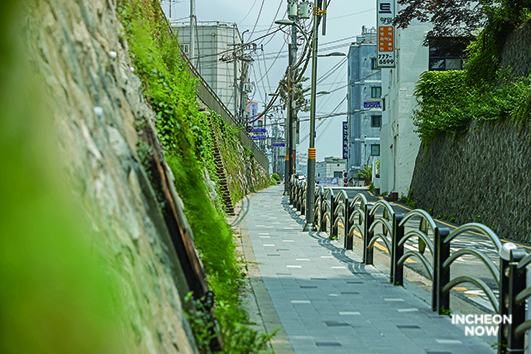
(452, 314, 512, 336)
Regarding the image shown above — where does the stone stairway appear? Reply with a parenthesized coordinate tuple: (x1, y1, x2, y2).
(203, 109, 235, 216)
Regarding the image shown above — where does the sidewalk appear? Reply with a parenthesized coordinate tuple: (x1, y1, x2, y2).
(235, 185, 495, 354)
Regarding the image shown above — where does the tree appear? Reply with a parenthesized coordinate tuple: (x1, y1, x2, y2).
(393, 0, 531, 44)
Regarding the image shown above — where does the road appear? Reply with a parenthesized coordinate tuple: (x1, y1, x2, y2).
(313, 186, 531, 315)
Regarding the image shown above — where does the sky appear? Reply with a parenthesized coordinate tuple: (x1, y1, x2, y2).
(160, 0, 377, 161)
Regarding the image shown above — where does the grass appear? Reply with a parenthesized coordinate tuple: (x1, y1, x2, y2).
(117, 0, 273, 351)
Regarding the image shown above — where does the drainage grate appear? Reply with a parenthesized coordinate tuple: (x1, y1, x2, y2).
(341, 291, 359, 295)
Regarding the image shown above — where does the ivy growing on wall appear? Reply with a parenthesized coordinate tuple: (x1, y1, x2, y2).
(117, 0, 272, 351)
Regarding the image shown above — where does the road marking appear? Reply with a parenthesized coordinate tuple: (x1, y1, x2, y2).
(260, 236, 271, 238)
(385, 298, 404, 302)
(372, 241, 416, 263)
(339, 311, 361, 315)
(291, 300, 311, 304)
(263, 244, 275, 247)
(397, 308, 419, 312)
(287, 265, 302, 268)
(389, 202, 531, 250)
(453, 287, 467, 291)
(332, 266, 346, 269)
(436, 339, 462, 345)
(296, 258, 310, 261)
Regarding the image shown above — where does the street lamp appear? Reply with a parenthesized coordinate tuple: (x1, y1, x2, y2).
(276, 1, 331, 231)
(318, 52, 346, 57)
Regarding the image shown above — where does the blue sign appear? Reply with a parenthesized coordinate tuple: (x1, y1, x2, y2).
(252, 136, 266, 141)
(363, 101, 381, 109)
(251, 129, 267, 133)
(272, 143, 285, 147)
(316, 177, 339, 186)
(342, 121, 348, 160)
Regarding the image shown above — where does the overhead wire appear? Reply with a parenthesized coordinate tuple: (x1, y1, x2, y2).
(239, 0, 259, 24)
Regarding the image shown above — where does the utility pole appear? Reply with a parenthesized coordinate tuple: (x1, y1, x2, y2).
(189, 0, 195, 67)
(304, 0, 326, 231)
(284, 0, 298, 193)
(233, 25, 238, 120)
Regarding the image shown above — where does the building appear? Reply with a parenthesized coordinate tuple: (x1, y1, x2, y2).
(171, 21, 252, 123)
(346, 27, 382, 185)
(315, 157, 346, 185)
(379, 18, 432, 197)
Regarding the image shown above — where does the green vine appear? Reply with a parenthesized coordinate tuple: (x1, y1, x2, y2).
(117, 0, 273, 351)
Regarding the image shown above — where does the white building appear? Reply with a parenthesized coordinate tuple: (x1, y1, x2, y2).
(379, 18, 431, 197)
(315, 157, 346, 185)
(171, 21, 252, 122)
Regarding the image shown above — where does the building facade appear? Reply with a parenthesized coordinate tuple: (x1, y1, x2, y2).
(347, 27, 382, 185)
(171, 21, 252, 123)
(316, 157, 346, 184)
(379, 18, 431, 197)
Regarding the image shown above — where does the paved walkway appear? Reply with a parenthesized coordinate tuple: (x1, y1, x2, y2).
(236, 185, 495, 354)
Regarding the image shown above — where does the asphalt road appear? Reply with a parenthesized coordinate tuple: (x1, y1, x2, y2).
(316, 186, 531, 314)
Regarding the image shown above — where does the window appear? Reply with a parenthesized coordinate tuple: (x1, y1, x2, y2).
(428, 37, 469, 71)
(371, 86, 381, 98)
(371, 115, 382, 127)
(371, 144, 380, 156)
(334, 171, 342, 178)
(258, 120, 263, 128)
(371, 58, 378, 70)
(180, 44, 189, 54)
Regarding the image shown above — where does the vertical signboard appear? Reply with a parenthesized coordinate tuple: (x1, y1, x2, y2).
(342, 121, 348, 160)
(248, 102, 258, 125)
(377, 0, 395, 68)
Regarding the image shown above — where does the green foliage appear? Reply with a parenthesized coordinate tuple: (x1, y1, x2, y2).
(440, 306, 453, 317)
(413, 70, 531, 145)
(272, 173, 281, 182)
(355, 166, 372, 180)
(465, 1, 531, 86)
(216, 301, 276, 354)
(184, 292, 218, 352)
(1, 2, 125, 352)
(398, 189, 417, 208)
(368, 181, 375, 193)
(118, 0, 272, 351)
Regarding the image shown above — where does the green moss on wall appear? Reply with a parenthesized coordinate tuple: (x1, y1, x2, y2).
(117, 0, 272, 351)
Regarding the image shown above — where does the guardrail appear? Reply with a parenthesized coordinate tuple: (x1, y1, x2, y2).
(288, 180, 530, 354)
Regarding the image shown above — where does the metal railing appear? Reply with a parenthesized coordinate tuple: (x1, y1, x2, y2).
(287, 180, 530, 354)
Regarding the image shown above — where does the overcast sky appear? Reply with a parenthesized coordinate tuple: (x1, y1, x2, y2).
(161, 0, 376, 161)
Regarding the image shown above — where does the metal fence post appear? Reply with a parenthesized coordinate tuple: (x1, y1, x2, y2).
(330, 194, 337, 238)
(507, 247, 527, 353)
(391, 214, 404, 285)
(344, 196, 350, 249)
(435, 227, 450, 315)
(498, 252, 511, 353)
(364, 205, 374, 265)
(319, 191, 326, 232)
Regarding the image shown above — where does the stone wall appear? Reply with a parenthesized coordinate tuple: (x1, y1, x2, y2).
(410, 120, 531, 243)
(500, 21, 531, 79)
(27, 0, 199, 352)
